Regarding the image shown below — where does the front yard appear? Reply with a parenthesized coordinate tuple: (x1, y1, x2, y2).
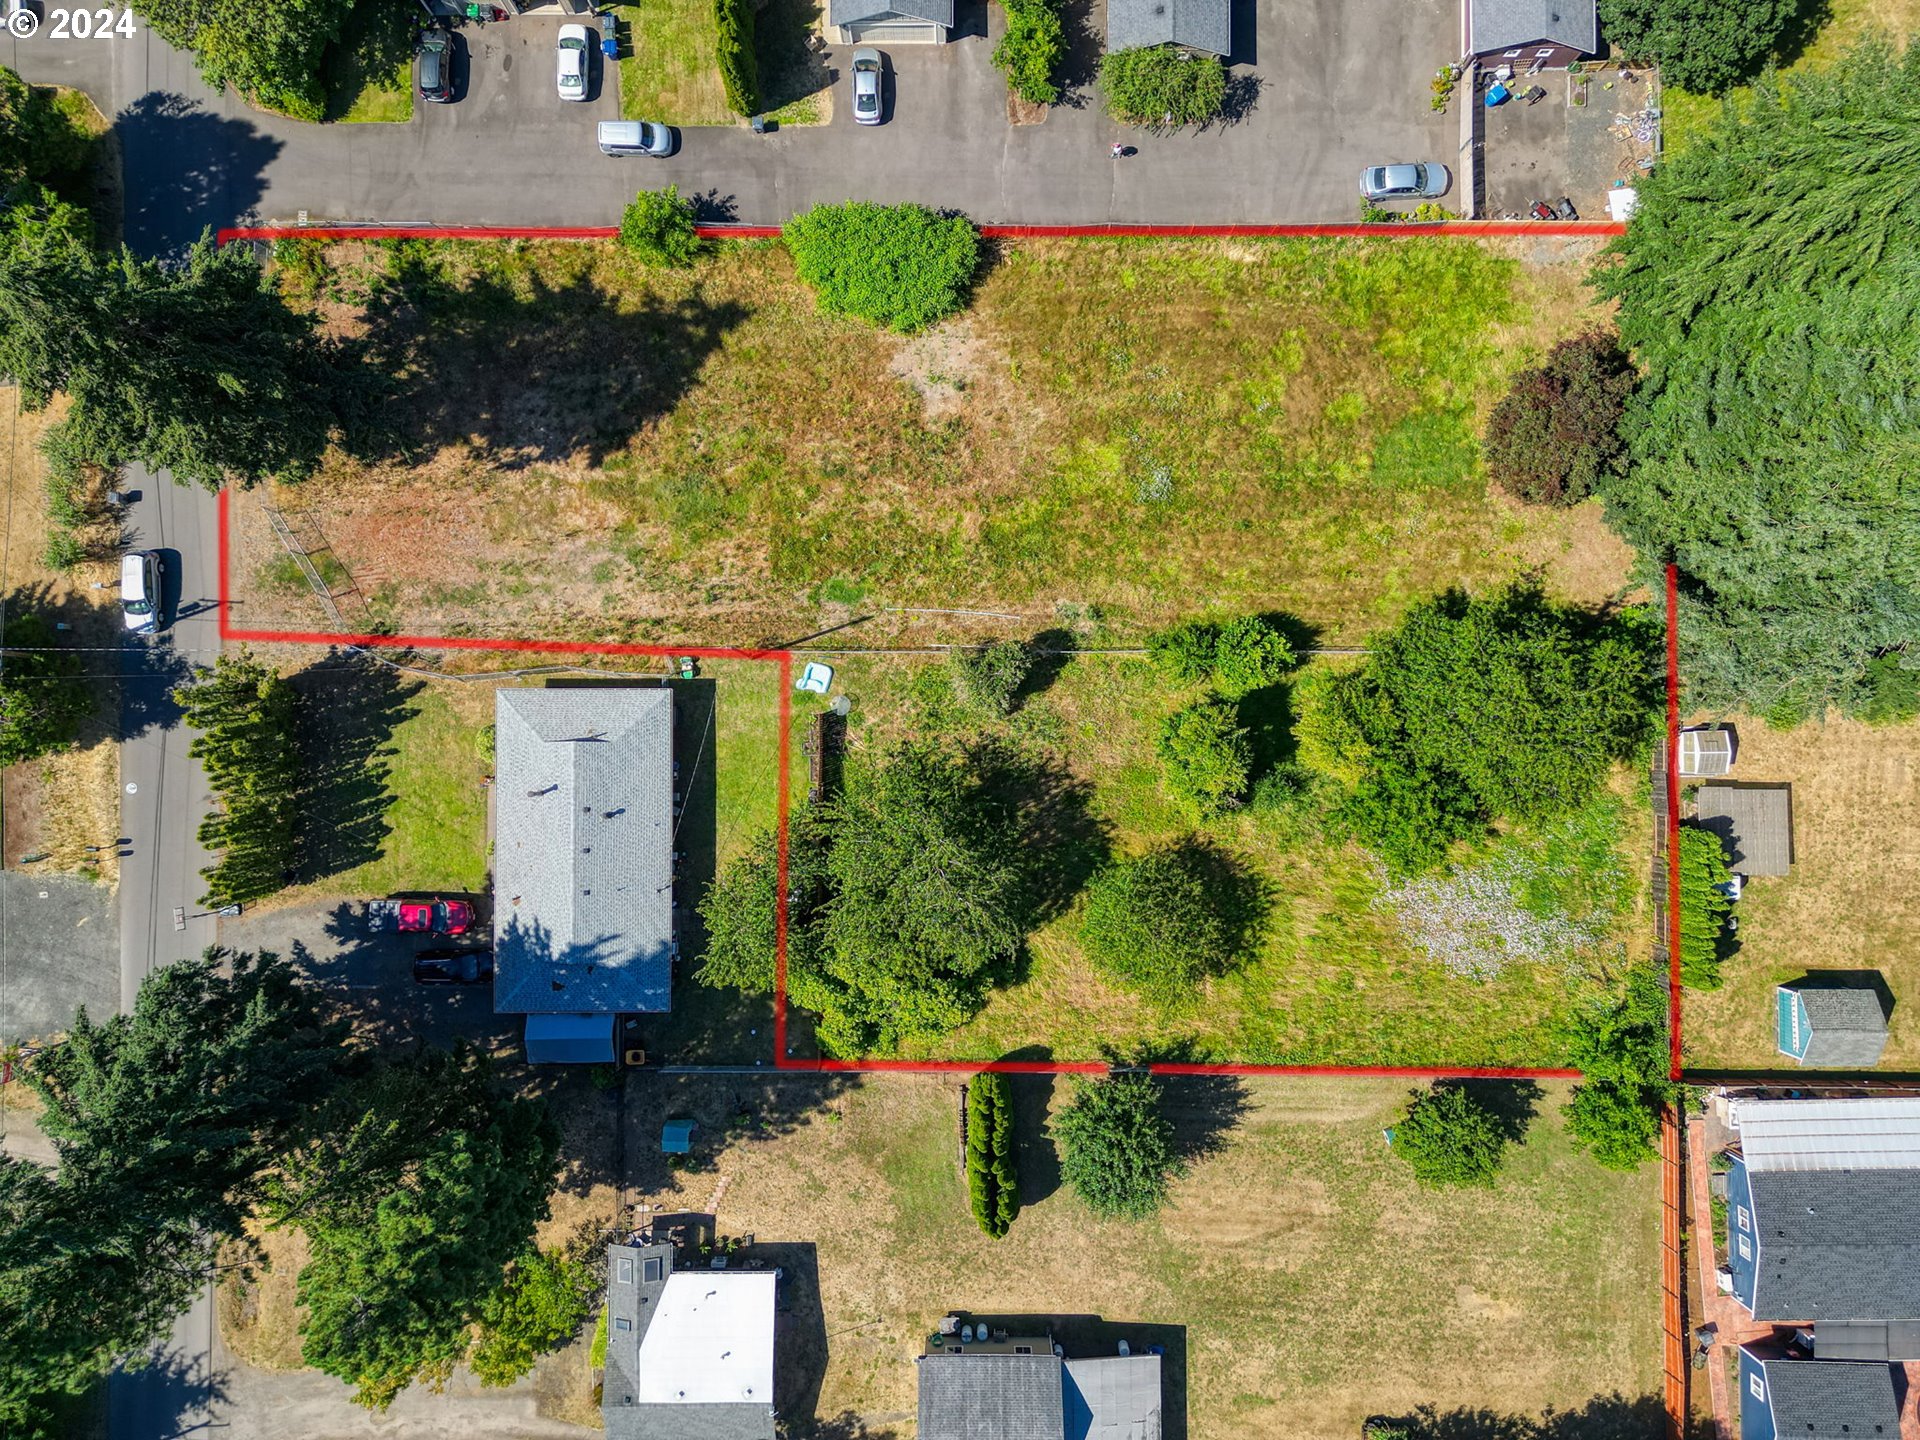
(611, 0, 829, 126)
(625, 1072, 1664, 1440)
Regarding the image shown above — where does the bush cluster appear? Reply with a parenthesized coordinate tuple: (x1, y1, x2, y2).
(965, 1072, 1019, 1237)
(951, 640, 1034, 717)
(1156, 697, 1252, 817)
(993, 0, 1066, 105)
(1676, 823, 1735, 990)
(1482, 331, 1636, 508)
(715, 0, 761, 115)
(1097, 46, 1226, 128)
(619, 186, 700, 268)
(1390, 1083, 1513, 1188)
(783, 201, 980, 333)
(1149, 615, 1293, 697)
(1080, 839, 1267, 1004)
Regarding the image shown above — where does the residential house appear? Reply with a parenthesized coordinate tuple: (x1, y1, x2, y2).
(493, 686, 675, 1064)
(916, 1320, 1163, 1440)
(1736, 1345, 1899, 1440)
(602, 1242, 777, 1440)
(827, 0, 952, 45)
(1106, 0, 1231, 58)
(1722, 1098, 1920, 1355)
(1464, 0, 1597, 68)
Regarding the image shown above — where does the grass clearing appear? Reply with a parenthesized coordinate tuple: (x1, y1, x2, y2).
(626, 1072, 1663, 1440)
(1682, 714, 1920, 1069)
(613, 0, 828, 126)
(320, 4, 415, 123)
(246, 235, 1631, 648)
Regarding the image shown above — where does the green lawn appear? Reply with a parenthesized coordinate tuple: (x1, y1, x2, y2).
(612, 0, 826, 127)
(321, 4, 415, 123)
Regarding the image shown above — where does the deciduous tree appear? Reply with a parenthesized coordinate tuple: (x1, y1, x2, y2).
(0, 613, 92, 766)
(470, 1244, 599, 1388)
(1482, 331, 1635, 507)
(1390, 1083, 1513, 1188)
(1597, 0, 1801, 94)
(784, 202, 980, 333)
(1559, 965, 1678, 1171)
(127, 0, 356, 120)
(1079, 839, 1267, 1003)
(1054, 1072, 1180, 1219)
(1156, 697, 1252, 817)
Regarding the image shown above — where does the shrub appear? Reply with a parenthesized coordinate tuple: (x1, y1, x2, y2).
(1390, 1083, 1514, 1188)
(0, 614, 92, 766)
(1861, 654, 1920, 724)
(993, 0, 1066, 105)
(1147, 620, 1220, 683)
(1482, 332, 1636, 507)
(965, 1072, 1019, 1238)
(1210, 616, 1294, 698)
(588, 1303, 609, 1369)
(474, 723, 497, 766)
(41, 532, 84, 570)
(1676, 823, 1734, 990)
(1079, 839, 1267, 1003)
(470, 1246, 598, 1387)
(1559, 965, 1678, 1171)
(951, 640, 1034, 717)
(714, 0, 761, 114)
(618, 186, 700, 268)
(1097, 46, 1227, 128)
(1053, 1072, 1180, 1219)
(1597, 0, 1800, 94)
(1156, 698, 1251, 817)
(783, 201, 980, 333)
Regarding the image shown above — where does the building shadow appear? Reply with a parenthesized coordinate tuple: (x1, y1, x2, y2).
(760, 1240, 832, 1434)
(1055, 0, 1103, 106)
(114, 91, 284, 260)
(1223, 0, 1257, 66)
(288, 650, 422, 885)
(1368, 1391, 1667, 1440)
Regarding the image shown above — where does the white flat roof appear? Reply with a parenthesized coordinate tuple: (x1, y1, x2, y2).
(1732, 1098, 1920, 1172)
(637, 1271, 776, 1407)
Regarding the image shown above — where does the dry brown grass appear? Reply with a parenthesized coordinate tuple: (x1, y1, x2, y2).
(1684, 716, 1920, 1068)
(218, 1222, 310, 1372)
(623, 1072, 1662, 1440)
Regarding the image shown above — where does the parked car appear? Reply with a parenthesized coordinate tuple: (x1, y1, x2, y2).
(119, 550, 164, 633)
(597, 119, 675, 156)
(367, 897, 476, 937)
(413, 947, 494, 986)
(557, 23, 590, 101)
(1359, 163, 1451, 201)
(850, 48, 883, 125)
(416, 29, 455, 104)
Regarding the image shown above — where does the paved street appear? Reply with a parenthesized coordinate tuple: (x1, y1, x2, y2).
(6, 0, 1459, 242)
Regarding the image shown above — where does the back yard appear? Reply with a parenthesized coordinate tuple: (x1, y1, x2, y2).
(623, 1072, 1664, 1440)
(1682, 716, 1920, 1071)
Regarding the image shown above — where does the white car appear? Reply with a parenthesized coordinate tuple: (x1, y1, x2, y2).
(557, 24, 589, 102)
(120, 550, 163, 633)
(850, 48, 883, 125)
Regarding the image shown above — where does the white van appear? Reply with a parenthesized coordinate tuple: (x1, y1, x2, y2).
(120, 550, 163, 633)
(597, 120, 675, 157)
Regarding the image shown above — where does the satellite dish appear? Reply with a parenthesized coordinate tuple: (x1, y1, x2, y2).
(831, 695, 852, 717)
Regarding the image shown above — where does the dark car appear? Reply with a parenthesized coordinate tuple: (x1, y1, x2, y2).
(413, 948, 494, 986)
(416, 29, 455, 103)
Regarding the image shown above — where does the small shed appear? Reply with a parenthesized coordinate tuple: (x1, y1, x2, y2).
(1465, 0, 1597, 67)
(1693, 783, 1793, 877)
(662, 1119, 695, 1155)
(1679, 726, 1736, 778)
(1777, 981, 1889, 1067)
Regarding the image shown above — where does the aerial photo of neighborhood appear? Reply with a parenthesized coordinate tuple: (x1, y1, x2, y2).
(0, 0, 1914, 1437)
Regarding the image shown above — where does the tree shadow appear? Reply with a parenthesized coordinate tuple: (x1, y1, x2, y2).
(756, 0, 832, 115)
(1014, 627, 1077, 708)
(107, 1333, 233, 1439)
(319, 0, 417, 121)
(2, 580, 193, 747)
(1140, 1042, 1251, 1168)
(620, 1071, 860, 1202)
(114, 92, 284, 260)
(1206, 69, 1265, 130)
(343, 255, 753, 471)
(1766, 0, 1833, 75)
(689, 187, 741, 223)
(1449, 1077, 1543, 1147)
(1055, 0, 1104, 107)
(1371, 1392, 1667, 1440)
(806, 1414, 903, 1440)
(288, 650, 422, 885)
(998, 1054, 1063, 1206)
(968, 740, 1112, 934)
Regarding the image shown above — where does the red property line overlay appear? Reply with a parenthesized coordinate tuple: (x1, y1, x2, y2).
(217, 220, 1625, 246)
(1664, 563, 1683, 1082)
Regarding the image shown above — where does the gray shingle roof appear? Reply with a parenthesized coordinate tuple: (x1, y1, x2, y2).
(1063, 1356, 1162, 1440)
(493, 687, 674, 1014)
(1693, 785, 1793, 877)
(918, 1354, 1068, 1440)
(829, 0, 954, 29)
(1749, 1170, 1920, 1320)
(1105, 0, 1230, 57)
(1787, 985, 1890, 1067)
(1468, 0, 1596, 54)
(1754, 1355, 1900, 1439)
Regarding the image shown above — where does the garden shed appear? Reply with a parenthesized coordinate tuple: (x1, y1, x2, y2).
(1679, 725, 1736, 778)
(1693, 783, 1792, 877)
(1777, 981, 1889, 1067)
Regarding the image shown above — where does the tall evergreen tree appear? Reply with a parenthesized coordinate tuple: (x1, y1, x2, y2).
(174, 651, 302, 906)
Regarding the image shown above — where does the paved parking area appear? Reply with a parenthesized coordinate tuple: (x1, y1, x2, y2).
(0, 872, 117, 1048)
(1480, 65, 1657, 220)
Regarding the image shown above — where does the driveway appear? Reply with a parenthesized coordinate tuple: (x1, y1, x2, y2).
(6, 0, 1457, 237)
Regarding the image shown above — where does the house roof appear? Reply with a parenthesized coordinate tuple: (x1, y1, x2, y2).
(493, 687, 674, 1014)
(1747, 1169, 1920, 1321)
(1063, 1356, 1163, 1440)
(602, 1244, 776, 1440)
(1790, 987, 1891, 1067)
(1812, 1321, 1920, 1362)
(1106, 0, 1230, 57)
(1468, 0, 1596, 54)
(1693, 783, 1793, 877)
(919, 1354, 1066, 1440)
(1749, 1353, 1900, 1440)
(1734, 1099, 1920, 1173)
(828, 0, 953, 29)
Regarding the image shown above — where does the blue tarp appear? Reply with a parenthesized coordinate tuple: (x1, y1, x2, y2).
(663, 1119, 694, 1154)
(524, 1013, 617, 1064)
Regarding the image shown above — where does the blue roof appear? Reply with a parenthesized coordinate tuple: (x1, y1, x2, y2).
(524, 1013, 617, 1064)
(663, 1120, 694, 1154)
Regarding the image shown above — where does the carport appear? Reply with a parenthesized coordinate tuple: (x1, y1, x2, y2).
(524, 1012, 617, 1063)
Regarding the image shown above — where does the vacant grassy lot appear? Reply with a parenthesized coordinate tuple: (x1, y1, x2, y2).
(626, 1072, 1663, 1440)
(1683, 716, 1920, 1070)
(612, 0, 828, 127)
(320, 3, 414, 122)
(244, 235, 1631, 648)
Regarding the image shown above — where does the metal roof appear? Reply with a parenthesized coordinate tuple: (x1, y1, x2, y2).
(1063, 1356, 1162, 1440)
(1748, 1353, 1900, 1439)
(918, 1354, 1068, 1440)
(1105, 0, 1231, 56)
(1813, 1321, 1920, 1362)
(1732, 1099, 1920, 1173)
(1693, 784, 1793, 876)
(1467, 0, 1596, 54)
(1747, 1170, 1920, 1321)
(493, 687, 674, 1015)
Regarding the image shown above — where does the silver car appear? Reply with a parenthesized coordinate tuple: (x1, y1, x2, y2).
(851, 48, 883, 125)
(1360, 163, 1451, 201)
(557, 23, 589, 101)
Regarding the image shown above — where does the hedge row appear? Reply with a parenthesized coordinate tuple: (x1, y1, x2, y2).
(993, 0, 1066, 105)
(965, 1072, 1019, 1238)
(716, 0, 761, 116)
